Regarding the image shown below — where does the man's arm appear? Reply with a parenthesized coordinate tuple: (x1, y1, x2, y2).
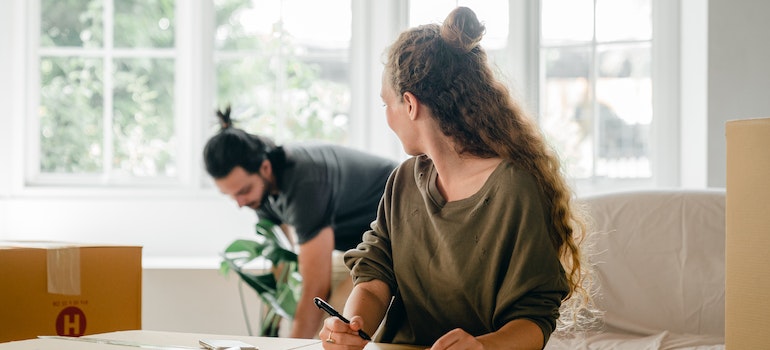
(290, 226, 335, 338)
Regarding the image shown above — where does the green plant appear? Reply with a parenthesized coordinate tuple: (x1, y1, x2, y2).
(220, 218, 302, 336)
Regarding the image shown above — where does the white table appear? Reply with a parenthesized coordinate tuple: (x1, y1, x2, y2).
(0, 330, 423, 350)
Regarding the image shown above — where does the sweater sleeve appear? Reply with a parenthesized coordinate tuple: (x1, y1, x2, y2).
(491, 178, 569, 345)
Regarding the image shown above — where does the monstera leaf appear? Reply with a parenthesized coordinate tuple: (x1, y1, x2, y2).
(220, 218, 302, 336)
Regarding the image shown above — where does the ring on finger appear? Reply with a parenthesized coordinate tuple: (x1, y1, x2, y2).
(326, 330, 335, 344)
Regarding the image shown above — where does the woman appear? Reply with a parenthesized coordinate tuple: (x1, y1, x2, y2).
(321, 7, 589, 350)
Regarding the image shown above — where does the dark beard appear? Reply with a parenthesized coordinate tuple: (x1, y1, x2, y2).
(253, 174, 275, 209)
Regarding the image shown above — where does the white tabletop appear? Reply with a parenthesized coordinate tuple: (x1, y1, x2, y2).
(0, 330, 423, 350)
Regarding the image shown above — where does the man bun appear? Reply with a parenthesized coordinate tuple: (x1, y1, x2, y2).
(216, 104, 233, 130)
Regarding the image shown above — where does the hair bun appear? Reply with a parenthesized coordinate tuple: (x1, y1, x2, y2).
(440, 6, 485, 53)
(216, 104, 233, 130)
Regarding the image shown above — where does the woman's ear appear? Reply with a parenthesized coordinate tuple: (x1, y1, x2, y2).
(402, 92, 420, 121)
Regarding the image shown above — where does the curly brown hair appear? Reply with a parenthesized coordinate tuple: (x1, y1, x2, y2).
(384, 6, 593, 323)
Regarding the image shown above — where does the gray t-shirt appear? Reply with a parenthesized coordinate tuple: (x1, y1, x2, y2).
(257, 143, 399, 251)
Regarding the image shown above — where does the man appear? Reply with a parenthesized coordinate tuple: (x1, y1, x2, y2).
(203, 107, 398, 338)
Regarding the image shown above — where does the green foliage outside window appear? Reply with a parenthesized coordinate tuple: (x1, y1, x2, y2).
(40, 57, 104, 173)
(39, 0, 176, 177)
(213, 0, 350, 144)
(37, 0, 350, 181)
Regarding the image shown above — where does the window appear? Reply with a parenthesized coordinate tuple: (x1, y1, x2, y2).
(28, 0, 675, 191)
(408, 0, 511, 77)
(27, 0, 354, 188)
(540, 0, 654, 185)
(32, 0, 176, 186)
(409, 0, 675, 193)
(34, 0, 177, 185)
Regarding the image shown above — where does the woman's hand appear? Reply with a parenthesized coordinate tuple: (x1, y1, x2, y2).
(320, 315, 370, 350)
(430, 328, 483, 350)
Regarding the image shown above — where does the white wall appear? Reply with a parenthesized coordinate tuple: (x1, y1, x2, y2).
(706, 0, 770, 188)
(0, 0, 18, 207)
(680, 0, 708, 188)
(142, 267, 263, 335)
(0, 194, 255, 258)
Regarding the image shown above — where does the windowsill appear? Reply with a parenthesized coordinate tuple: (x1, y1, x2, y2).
(7, 185, 223, 199)
(142, 256, 270, 270)
(142, 256, 223, 270)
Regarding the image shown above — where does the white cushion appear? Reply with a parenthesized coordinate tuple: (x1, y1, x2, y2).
(547, 331, 725, 350)
(580, 189, 725, 337)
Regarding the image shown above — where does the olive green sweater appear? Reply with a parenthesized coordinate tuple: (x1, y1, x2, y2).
(345, 155, 568, 346)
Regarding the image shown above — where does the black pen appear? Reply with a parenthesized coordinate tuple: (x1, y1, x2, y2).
(313, 297, 372, 341)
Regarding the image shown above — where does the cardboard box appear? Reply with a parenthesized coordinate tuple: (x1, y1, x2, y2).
(725, 117, 770, 349)
(0, 241, 142, 342)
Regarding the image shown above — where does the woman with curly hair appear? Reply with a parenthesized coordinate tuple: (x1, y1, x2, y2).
(320, 6, 590, 350)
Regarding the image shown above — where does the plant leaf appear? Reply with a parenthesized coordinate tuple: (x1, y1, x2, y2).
(220, 218, 303, 335)
(219, 260, 231, 276)
(256, 218, 293, 251)
(234, 269, 277, 295)
(262, 245, 298, 265)
(224, 239, 265, 257)
(260, 308, 281, 337)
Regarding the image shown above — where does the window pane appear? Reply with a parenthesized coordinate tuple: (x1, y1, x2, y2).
(114, 0, 175, 48)
(541, 0, 653, 182)
(541, 47, 592, 179)
(216, 57, 279, 134)
(595, 44, 651, 178)
(215, 57, 350, 143)
(113, 58, 176, 177)
(596, 0, 651, 42)
(39, 57, 104, 173)
(213, 0, 351, 144)
(409, 0, 457, 26)
(282, 0, 350, 141)
(541, 0, 593, 45)
(282, 72, 350, 142)
(409, 1, 508, 49)
(41, 0, 103, 48)
(461, 0, 508, 49)
(283, 0, 350, 47)
(214, 0, 280, 51)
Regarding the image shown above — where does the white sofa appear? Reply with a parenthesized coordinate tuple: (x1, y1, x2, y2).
(547, 189, 726, 350)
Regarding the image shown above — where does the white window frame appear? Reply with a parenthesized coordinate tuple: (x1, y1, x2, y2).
(532, 0, 681, 195)
(11, 0, 681, 196)
(10, 0, 406, 197)
(20, 0, 203, 194)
